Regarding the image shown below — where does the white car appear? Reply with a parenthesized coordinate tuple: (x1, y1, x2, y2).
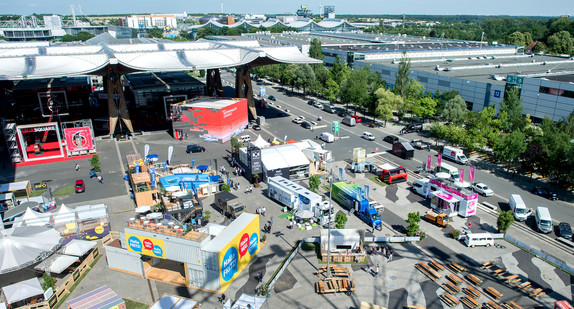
(292, 117, 303, 124)
(472, 183, 494, 197)
(314, 102, 323, 108)
(362, 132, 375, 141)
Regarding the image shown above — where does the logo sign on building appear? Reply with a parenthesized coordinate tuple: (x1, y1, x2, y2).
(34, 182, 47, 190)
(38, 91, 69, 117)
(494, 90, 501, 98)
(64, 127, 94, 152)
(248, 148, 262, 174)
(218, 215, 260, 292)
(331, 121, 339, 133)
(125, 232, 166, 259)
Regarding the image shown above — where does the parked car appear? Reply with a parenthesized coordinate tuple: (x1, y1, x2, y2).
(277, 112, 289, 117)
(308, 100, 316, 105)
(401, 123, 423, 134)
(362, 132, 375, 141)
(337, 110, 347, 117)
(472, 182, 494, 197)
(186, 144, 206, 153)
(383, 135, 399, 144)
(351, 115, 362, 123)
(268, 95, 276, 101)
(292, 117, 303, 124)
(313, 102, 323, 108)
(410, 139, 428, 150)
(252, 125, 261, 131)
(75, 179, 85, 193)
(532, 187, 558, 200)
(558, 222, 573, 239)
(301, 121, 312, 129)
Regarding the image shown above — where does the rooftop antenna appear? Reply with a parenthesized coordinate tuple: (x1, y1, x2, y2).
(221, 2, 224, 14)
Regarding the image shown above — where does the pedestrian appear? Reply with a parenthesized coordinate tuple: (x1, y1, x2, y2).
(264, 224, 268, 233)
(262, 207, 266, 217)
(468, 222, 472, 231)
(256, 208, 260, 215)
(428, 144, 431, 152)
(98, 175, 104, 184)
(270, 216, 274, 226)
(366, 262, 371, 274)
(372, 223, 376, 233)
(237, 183, 240, 191)
(75, 163, 80, 171)
(375, 264, 380, 278)
(388, 249, 393, 261)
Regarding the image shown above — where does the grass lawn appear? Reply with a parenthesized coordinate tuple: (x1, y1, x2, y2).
(124, 299, 149, 309)
(53, 186, 75, 196)
(368, 176, 388, 187)
(30, 189, 47, 197)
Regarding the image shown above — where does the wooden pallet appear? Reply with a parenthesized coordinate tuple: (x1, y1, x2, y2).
(515, 281, 531, 291)
(503, 301, 523, 309)
(481, 260, 494, 269)
(449, 262, 467, 273)
(484, 300, 503, 309)
(415, 262, 441, 281)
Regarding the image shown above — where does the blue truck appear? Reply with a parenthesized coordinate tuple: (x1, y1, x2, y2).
(332, 182, 383, 230)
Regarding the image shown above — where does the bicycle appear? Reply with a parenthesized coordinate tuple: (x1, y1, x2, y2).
(494, 243, 506, 249)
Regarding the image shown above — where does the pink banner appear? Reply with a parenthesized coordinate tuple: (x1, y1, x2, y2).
(427, 155, 432, 169)
(437, 154, 442, 167)
(459, 168, 464, 183)
(469, 166, 475, 181)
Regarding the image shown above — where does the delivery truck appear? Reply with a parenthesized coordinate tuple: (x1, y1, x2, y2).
(442, 146, 468, 165)
(332, 182, 383, 230)
(424, 210, 450, 227)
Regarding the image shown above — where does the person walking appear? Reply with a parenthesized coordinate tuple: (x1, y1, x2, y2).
(388, 249, 393, 261)
(270, 216, 274, 227)
(75, 163, 80, 171)
(262, 207, 266, 217)
(98, 175, 103, 184)
(375, 264, 380, 278)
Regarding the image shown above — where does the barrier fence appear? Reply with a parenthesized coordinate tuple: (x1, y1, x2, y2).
(504, 234, 574, 275)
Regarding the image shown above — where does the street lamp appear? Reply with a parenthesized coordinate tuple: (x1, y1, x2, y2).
(326, 168, 333, 278)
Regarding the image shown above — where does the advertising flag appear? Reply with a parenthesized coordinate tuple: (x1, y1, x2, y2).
(192, 158, 195, 168)
(144, 144, 150, 158)
(364, 185, 370, 199)
(135, 161, 140, 174)
(427, 155, 432, 169)
(339, 168, 343, 181)
(459, 168, 464, 183)
(168, 145, 174, 164)
(469, 166, 475, 181)
(437, 154, 442, 168)
(163, 161, 167, 173)
(357, 187, 363, 200)
(150, 168, 156, 189)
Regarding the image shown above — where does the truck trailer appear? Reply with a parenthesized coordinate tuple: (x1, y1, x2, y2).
(332, 182, 383, 230)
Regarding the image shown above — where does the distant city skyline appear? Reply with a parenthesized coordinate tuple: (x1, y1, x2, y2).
(0, 0, 569, 17)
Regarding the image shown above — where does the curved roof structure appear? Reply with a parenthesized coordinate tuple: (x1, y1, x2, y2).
(187, 18, 360, 33)
(0, 39, 321, 80)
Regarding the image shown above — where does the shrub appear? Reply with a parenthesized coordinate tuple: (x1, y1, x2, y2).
(89, 154, 101, 172)
(335, 212, 347, 229)
(451, 229, 461, 239)
(221, 184, 231, 192)
(406, 211, 421, 236)
(497, 210, 515, 232)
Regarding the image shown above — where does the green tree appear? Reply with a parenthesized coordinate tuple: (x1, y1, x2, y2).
(523, 32, 533, 45)
(90, 154, 101, 172)
(547, 30, 574, 55)
(42, 273, 55, 290)
(329, 56, 351, 86)
(221, 184, 231, 192)
(411, 96, 437, 120)
(406, 211, 421, 236)
(394, 50, 412, 99)
(309, 38, 324, 60)
(508, 31, 525, 46)
(532, 41, 547, 53)
(500, 88, 525, 132)
(497, 210, 515, 232)
(441, 95, 467, 125)
(178, 30, 190, 40)
(146, 27, 164, 38)
(521, 142, 546, 177)
(335, 212, 348, 229)
(493, 130, 527, 170)
(375, 87, 403, 126)
(339, 66, 369, 114)
(309, 174, 320, 192)
(323, 78, 339, 102)
(293, 64, 316, 94)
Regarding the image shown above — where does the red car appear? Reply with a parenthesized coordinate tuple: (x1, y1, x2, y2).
(75, 179, 85, 193)
(351, 115, 362, 123)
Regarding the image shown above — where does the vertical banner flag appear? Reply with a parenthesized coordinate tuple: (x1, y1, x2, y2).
(144, 144, 150, 158)
(135, 161, 140, 174)
(459, 168, 464, 183)
(427, 155, 432, 169)
(339, 168, 343, 182)
(284, 135, 287, 142)
(192, 158, 196, 168)
(469, 166, 475, 181)
(150, 168, 156, 189)
(357, 187, 363, 200)
(364, 185, 370, 199)
(168, 146, 174, 165)
(437, 154, 442, 168)
(163, 161, 167, 173)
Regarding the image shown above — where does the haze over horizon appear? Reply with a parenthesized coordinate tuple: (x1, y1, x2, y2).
(0, 0, 570, 17)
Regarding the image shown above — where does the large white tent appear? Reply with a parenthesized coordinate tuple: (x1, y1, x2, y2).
(33, 253, 78, 274)
(2, 277, 44, 304)
(58, 239, 97, 257)
(0, 226, 62, 274)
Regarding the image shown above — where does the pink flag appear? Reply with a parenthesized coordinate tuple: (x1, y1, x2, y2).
(427, 155, 432, 169)
(437, 154, 442, 167)
(469, 166, 475, 181)
(459, 169, 464, 183)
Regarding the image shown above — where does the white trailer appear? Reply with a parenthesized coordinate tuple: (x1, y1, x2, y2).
(267, 176, 334, 226)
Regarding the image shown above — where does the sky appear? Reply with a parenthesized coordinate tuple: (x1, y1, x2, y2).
(0, 0, 570, 17)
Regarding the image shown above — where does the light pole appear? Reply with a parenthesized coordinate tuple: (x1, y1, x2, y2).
(326, 168, 333, 278)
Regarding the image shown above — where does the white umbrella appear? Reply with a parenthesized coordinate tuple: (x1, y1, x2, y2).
(435, 172, 450, 179)
(165, 186, 180, 192)
(296, 210, 314, 219)
(135, 206, 152, 214)
(58, 239, 97, 257)
(146, 213, 163, 220)
(0, 226, 62, 274)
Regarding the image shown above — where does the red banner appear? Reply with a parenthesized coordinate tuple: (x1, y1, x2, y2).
(64, 127, 94, 152)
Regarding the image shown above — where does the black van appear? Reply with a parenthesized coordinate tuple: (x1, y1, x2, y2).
(401, 123, 423, 134)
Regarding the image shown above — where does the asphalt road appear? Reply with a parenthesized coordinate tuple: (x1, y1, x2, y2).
(220, 71, 574, 236)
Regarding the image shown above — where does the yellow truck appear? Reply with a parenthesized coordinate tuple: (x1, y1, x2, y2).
(424, 210, 450, 227)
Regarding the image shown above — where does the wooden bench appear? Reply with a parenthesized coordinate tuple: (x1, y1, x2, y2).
(507, 278, 521, 285)
(449, 262, 467, 273)
(442, 282, 460, 295)
(447, 273, 464, 286)
(430, 260, 446, 272)
(440, 293, 459, 307)
(481, 260, 494, 268)
(528, 288, 542, 297)
(501, 274, 518, 281)
(466, 274, 483, 286)
(485, 300, 503, 309)
(515, 281, 531, 291)
(503, 301, 523, 309)
(460, 296, 480, 308)
(405, 305, 426, 309)
(492, 268, 506, 275)
(485, 286, 503, 299)
(415, 262, 441, 281)
(463, 286, 481, 298)
(532, 291, 545, 298)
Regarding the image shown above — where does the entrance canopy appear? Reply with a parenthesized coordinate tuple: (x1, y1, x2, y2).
(2, 277, 44, 304)
(0, 40, 321, 81)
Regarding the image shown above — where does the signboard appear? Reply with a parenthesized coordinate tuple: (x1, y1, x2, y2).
(437, 154, 442, 167)
(218, 215, 260, 292)
(38, 91, 69, 117)
(72, 269, 81, 282)
(48, 293, 58, 308)
(427, 155, 432, 169)
(125, 232, 166, 259)
(249, 147, 262, 174)
(494, 90, 501, 98)
(506, 75, 524, 85)
(331, 121, 339, 133)
(459, 169, 464, 183)
(64, 127, 94, 152)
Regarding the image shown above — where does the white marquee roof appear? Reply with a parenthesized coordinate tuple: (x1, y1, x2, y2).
(0, 40, 321, 80)
(261, 144, 310, 171)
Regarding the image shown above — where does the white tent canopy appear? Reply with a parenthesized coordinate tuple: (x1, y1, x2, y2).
(34, 254, 78, 274)
(231, 293, 266, 309)
(2, 277, 44, 304)
(250, 135, 270, 149)
(58, 239, 97, 257)
(260, 144, 310, 171)
(0, 226, 62, 274)
(150, 294, 199, 309)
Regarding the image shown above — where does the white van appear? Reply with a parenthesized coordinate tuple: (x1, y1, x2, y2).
(437, 162, 459, 180)
(342, 116, 356, 126)
(464, 232, 494, 247)
(509, 194, 531, 221)
(412, 178, 441, 198)
(240, 135, 251, 144)
(320, 132, 335, 143)
(442, 146, 468, 165)
(535, 207, 553, 233)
